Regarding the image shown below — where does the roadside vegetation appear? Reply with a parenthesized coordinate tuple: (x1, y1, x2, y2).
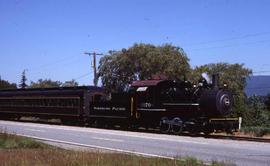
(0, 131, 233, 166)
(0, 131, 48, 149)
(240, 95, 270, 137)
(241, 126, 270, 137)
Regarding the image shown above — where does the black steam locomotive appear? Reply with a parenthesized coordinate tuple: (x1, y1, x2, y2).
(0, 74, 238, 134)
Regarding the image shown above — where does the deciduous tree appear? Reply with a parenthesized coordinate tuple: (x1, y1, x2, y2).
(0, 77, 17, 90)
(98, 43, 190, 92)
(29, 79, 62, 88)
(244, 95, 269, 127)
(62, 79, 79, 87)
(191, 63, 252, 117)
(29, 79, 79, 88)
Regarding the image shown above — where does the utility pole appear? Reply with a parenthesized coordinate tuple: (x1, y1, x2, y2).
(84, 52, 103, 86)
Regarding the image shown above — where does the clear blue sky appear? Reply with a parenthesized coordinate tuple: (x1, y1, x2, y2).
(1, 0, 270, 86)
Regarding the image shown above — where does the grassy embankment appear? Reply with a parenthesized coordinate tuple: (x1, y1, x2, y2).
(0, 131, 234, 166)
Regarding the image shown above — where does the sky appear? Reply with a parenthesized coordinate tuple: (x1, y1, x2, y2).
(0, 0, 270, 86)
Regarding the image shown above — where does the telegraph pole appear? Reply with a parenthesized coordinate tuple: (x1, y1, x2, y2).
(84, 52, 103, 86)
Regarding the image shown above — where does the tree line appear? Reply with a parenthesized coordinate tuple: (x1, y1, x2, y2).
(0, 43, 269, 134)
(0, 75, 78, 89)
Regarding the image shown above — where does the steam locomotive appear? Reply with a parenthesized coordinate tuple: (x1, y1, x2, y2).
(0, 74, 238, 134)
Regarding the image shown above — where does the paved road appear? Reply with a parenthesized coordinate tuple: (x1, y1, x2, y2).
(1, 120, 270, 166)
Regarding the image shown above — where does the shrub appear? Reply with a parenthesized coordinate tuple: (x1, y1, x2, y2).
(241, 126, 270, 137)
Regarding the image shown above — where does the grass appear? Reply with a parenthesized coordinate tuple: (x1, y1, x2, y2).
(0, 131, 49, 149)
(0, 149, 234, 166)
(0, 131, 232, 166)
(0, 149, 203, 166)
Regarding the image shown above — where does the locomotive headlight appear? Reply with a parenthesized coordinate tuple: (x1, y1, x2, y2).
(219, 93, 233, 115)
(221, 95, 230, 107)
(224, 97, 230, 107)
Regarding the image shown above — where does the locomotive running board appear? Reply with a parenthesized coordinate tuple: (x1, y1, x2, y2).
(137, 108, 167, 111)
(163, 103, 199, 106)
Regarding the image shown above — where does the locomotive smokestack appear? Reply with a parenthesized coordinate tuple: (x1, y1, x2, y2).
(212, 74, 219, 90)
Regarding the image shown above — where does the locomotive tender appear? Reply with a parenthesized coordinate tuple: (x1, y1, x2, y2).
(0, 74, 238, 134)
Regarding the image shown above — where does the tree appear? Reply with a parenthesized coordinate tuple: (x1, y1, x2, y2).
(62, 79, 79, 87)
(19, 70, 28, 89)
(98, 43, 191, 92)
(0, 77, 17, 90)
(265, 94, 270, 112)
(191, 63, 252, 117)
(29, 79, 78, 88)
(244, 95, 269, 127)
(29, 79, 62, 88)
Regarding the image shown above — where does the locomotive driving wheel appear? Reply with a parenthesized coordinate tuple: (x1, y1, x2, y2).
(171, 117, 183, 135)
(160, 117, 170, 133)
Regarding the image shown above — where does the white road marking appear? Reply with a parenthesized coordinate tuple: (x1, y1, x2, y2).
(14, 133, 175, 160)
(24, 128, 45, 132)
(91, 136, 124, 142)
(0, 121, 208, 145)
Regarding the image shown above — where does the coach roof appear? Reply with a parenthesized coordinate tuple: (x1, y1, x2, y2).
(131, 79, 171, 87)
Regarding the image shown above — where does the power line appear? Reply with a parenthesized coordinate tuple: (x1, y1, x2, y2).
(186, 39, 270, 51)
(28, 55, 78, 72)
(73, 72, 92, 81)
(28, 57, 83, 76)
(182, 31, 270, 47)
